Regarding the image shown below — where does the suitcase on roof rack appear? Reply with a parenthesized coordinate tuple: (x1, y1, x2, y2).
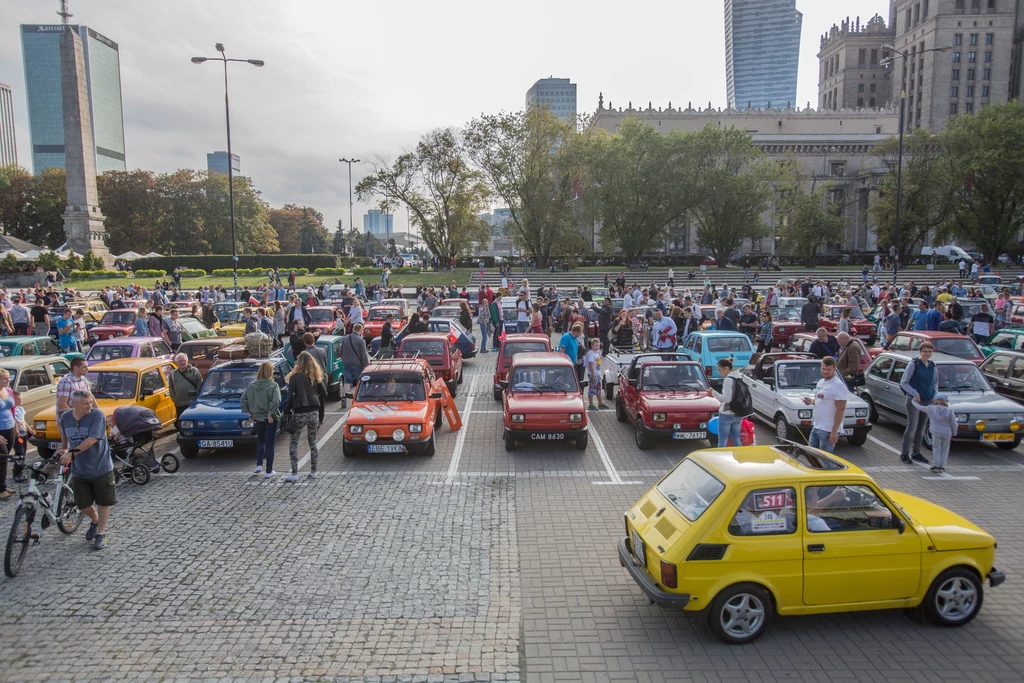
(217, 344, 248, 361)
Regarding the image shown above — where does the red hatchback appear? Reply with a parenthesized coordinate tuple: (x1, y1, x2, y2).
(492, 333, 552, 400)
(306, 306, 339, 333)
(89, 310, 139, 341)
(502, 352, 588, 451)
(868, 331, 986, 366)
(819, 304, 877, 345)
(397, 332, 464, 397)
(768, 307, 804, 346)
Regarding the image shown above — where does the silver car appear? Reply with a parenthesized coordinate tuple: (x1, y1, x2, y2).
(860, 351, 1024, 451)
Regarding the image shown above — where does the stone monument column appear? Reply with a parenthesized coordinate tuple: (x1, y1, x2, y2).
(60, 27, 111, 265)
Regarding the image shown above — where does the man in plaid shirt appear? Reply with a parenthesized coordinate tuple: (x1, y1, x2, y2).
(57, 358, 92, 417)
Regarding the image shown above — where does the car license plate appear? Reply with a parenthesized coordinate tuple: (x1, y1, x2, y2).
(368, 444, 405, 453)
(673, 431, 707, 440)
(530, 433, 565, 440)
(198, 440, 234, 448)
(982, 433, 1014, 441)
(631, 530, 647, 567)
(48, 441, 62, 450)
(840, 428, 853, 437)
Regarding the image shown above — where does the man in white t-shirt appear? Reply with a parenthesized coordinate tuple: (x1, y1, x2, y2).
(516, 292, 530, 333)
(802, 357, 848, 453)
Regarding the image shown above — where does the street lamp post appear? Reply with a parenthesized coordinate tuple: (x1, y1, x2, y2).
(881, 43, 951, 285)
(339, 158, 361, 252)
(192, 45, 264, 302)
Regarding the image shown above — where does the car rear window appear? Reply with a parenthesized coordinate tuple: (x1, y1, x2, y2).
(932, 338, 983, 359)
(657, 459, 725, 522)
(503, 342, 549, 357)
(308, 309, 334, 322)
(100, 311, 135, 325)
(401, 340, 446, 356)
(86, 345, 133, 362)
(707, 337, 752, 353)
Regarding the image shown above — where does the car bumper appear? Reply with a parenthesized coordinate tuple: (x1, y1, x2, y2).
(953, 429, 1021, 443)
(343, 438, 429, 454)
(29, 437, 62, 452)
(640, 424, 709, 441)
(504, 427, 587, 442)
(177, 435, 258, 450)
(988, 568, 1006, 587)
(617, 539, 691, 609)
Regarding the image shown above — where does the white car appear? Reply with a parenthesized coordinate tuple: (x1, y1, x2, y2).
(738, 352, 872, 446)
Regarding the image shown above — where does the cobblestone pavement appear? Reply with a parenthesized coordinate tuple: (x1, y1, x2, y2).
(2, 353, 1024, 682)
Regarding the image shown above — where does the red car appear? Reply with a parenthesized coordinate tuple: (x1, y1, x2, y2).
(613, 354, 719, 450)
(768, 307, 804, 347)
(363, 306, 407, 340)
(502, 352, 588, 451)
(397, 332, 463, 397)
(306, 306, 339, 333)
(868, 331, 986, 366)
(786, 333, 872, 375)
(819, 304, 877, 345)
(492, 333, 552, 400)
(89, 310, 139, 341)
(1009, 302, 1024, 325)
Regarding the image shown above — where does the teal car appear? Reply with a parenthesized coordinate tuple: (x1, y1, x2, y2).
(0, 336, 83, 362)
(282, 334, 345, 400)
(982, 329, 1024, 357)
(678, 330, 754, 389)
(163, 315, 218, 342)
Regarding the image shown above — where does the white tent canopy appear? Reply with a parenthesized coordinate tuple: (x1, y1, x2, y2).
(142, 251, 162, 258)
(117, 250, 143, 260)
(20, 250, 41, 260)
(0, 250, 28, 261)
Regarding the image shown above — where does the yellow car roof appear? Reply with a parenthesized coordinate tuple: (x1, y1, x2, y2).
(88, 358, 173, 372)
(687, 445, 869, 484)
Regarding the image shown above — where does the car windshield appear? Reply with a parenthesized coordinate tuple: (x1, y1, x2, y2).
(355, 376, 425, 402)
(368, 309, 398, 321)
(775, 363, 822, 390)
(502, 308, 519, 321)
(510, 365, 578, 392)
(707, 336, 752, 353)
(199, 368, 256, 397)
(308, 309, 334, 322)
(827, 307, 865, 320)
(640, 364, 708, 391)
(401, 340, 446, 357)
(933, 338, 983, 359)
(87, 371, 137, 399)
(179, 319, 204, 333)
(0, 343, 14, 357)
(503, 342, 549, 357)
(657, 459, 725, 522)
(227, 310, 245, 323)
(937, 364, 992, 392)
(100, 311, 135, 325)
(432, 308, 460, 319)
(770, 308, 801, 322)
(86, 345, 134, 362)
(987, 333, 1020, 349)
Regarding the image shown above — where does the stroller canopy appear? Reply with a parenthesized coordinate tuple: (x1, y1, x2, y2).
(111, 405, 162, 437)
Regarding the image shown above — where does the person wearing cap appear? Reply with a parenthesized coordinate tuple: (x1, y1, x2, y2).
(910, 393, 958, 473)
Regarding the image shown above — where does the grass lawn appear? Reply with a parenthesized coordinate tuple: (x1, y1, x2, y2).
(65, 269, 483, 292)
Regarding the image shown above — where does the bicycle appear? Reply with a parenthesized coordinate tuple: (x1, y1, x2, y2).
(4, 451, 83, 578)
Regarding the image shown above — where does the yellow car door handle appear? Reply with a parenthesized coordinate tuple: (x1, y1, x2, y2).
(807, 543, 825, 552)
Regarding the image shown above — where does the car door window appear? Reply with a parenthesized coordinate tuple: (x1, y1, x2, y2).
(152, 340, 172, 356)
(694, 337, 703, 354)
(273, 364, 287, 389)
(18, 342, 36, 356)
(141, 369, 165, 393)
(869, 357, 893, 379)
(139, 343, 153, 358)
(1013, 335, 1024, 351)
(891, 336, 911, 351)
(891, 360, 908, 385)
(805, 485, 896, 533)
(989, 333, 1014, 349)
(38, 339, 61, 355)
(728, 488, 797, 536)
(16, 367, 50, 392)
(48, 361, 69, 381)
(985, 354, 1013, 379)
(1011, 359, 1024, 380)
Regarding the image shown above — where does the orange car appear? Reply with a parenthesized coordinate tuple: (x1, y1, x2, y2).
(363, 305, 407, 340)
(342, 358, 446, 457)
(492, 333, 552, 400)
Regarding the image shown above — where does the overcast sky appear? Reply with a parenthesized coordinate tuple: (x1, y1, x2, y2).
(1, 0, 891, 236)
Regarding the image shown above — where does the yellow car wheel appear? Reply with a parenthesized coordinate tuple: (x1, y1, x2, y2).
(708, 583, 774, 645)
(924, 568, 983, 627)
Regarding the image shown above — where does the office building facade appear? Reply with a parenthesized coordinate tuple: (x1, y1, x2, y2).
(725, 0, 803, 110)
(0, 83, 16, 167)
(363, 209, 394, 238)
(818, 15, 896, 110)
(207, 151, 240, 175)
(21, 24, 126, 174)
(526, 78, 577, 121)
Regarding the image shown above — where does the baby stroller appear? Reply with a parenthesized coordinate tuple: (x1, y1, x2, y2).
(109, 406, 180, 485)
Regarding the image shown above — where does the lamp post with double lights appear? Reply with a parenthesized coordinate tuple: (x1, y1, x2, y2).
(880, 43, 951, 284)
(192, 44, 264, 301)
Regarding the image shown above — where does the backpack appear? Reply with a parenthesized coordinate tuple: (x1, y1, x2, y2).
(727, 376, 753, 417)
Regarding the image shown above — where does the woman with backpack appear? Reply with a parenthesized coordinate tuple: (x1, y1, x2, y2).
(715, 358, 751, 448)
(282, 351, 327, 482)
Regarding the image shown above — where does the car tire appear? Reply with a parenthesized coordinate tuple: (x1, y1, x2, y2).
(923, 567, 983, 627)
(435, 406, 443, 428)
(36, 446, 53, 460)
(457, 369, 464, 385)
(923, 426, 934, 451)
(493, 388, 502, 401)
(861, 394, 879, 424)
(447, 380, 458, 398)
(867, 336, 877, 346)
(775, 415, 793, 442)
(422, 433, 436, 457)
(342, 444, 358, 458)
(997, 438, 1021, 450)
(179, 444, 199, 459)
(328, 384, 341, 402)
(616, 396, 627, 423)
(707, 583, 774, 645)
(605, 382, 614, 401)
(504, 433, 515, 452)
(575, 432, 588, 450)
(846, 430, 868, 447)
(635, 419, 652, 451)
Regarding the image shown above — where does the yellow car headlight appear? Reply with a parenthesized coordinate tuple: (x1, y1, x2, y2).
(976, 420, 987, 432)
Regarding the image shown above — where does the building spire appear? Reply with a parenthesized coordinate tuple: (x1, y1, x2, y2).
(57, 0, 72, 24)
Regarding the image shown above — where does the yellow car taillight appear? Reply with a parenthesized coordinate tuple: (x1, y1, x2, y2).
(660, 560, 678, 589)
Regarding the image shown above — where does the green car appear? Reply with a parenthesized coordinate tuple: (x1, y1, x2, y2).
(163, 315, 218, 342)
(282, 334, 345, 400)
(0, 336, 83, 362)
(982, 328, 1024, 357)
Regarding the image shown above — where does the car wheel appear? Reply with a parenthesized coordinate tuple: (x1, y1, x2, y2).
(493, 388, 502, 401)
(328, 384, 341, 401)
(447, 380, 458, 398)
(457, 369, 464, 385)
(36, 446, 53, 460)
(867, 336, 877, 346)
(861, 394, 879, 424)
(179, 444, 199, 459)
(923, 567, 983, 627)
(846, 430, 868, 447)
(575, 432, 588, 450)
(422, 433, 436, 457)
(923, 427, 934, 451)
(997, 438, 1020, 450)
(616, 396, 627, 422)
(504, 433, 515, 452)
(605, 382, 614, 401)
(775, 415, 793, 442)
(434, 405, 443, 428)
(707, 583, 773, 644)
(342, 444, 358, 458)
(635, 419, 652, 451)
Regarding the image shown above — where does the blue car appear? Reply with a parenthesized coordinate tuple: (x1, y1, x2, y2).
(677, 330, 754, 389)
(374, 319, 477, 358)
(176, 356, 290, 459)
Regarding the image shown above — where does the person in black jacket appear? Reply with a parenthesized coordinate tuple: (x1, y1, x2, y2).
(406, 313, 428, 335)
(380, 314, 395, 358)
(801, 296, 820, 332)
(282, 352, 327, 482)
(809, 328, 840, 359)
(593, 298, 613, 354)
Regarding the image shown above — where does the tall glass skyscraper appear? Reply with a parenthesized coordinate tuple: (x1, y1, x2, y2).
(363, 209, 393, 238)
(0, 83, 16, 167)
(20, 24, 126, 174)
(526, 78, 577, 122)
(725, 0, 802, 110)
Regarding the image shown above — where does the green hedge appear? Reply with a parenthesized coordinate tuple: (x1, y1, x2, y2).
(131, 254, 339, 272)
(351, 267, 421, 275)
(69, 270, 129, 280)
(208, 267, 310, 278)
(314, 268, 347, 276)
(135, 269, 166, 278)
(179, 268, 207, 277)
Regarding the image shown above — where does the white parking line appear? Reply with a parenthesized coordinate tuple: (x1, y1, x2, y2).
(588, 423, 642, 486)
(296, 414, 348, 470)
(445, 396, 474, 482)
(867, 433, 980, 479)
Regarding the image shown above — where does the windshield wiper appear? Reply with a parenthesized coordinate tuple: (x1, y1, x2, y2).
(946, 384, 981, 392)
(643, 382, 666, 390)
(534, 383, 568, 392)
(91, 391, 118, 399)
(200, 392, 242, 398)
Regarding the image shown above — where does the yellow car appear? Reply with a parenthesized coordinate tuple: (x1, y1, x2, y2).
(30, 358, 179, 458)
(218, 308, 249, 337)
(619, 443, 1006, 644)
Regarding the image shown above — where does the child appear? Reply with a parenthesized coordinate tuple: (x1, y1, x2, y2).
(911, 393, 958, 472)
(10, 390, 33, 482)
(584, 338, 606, 410)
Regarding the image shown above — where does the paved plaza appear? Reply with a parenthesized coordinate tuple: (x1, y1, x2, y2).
(2, 357, 1024, 682)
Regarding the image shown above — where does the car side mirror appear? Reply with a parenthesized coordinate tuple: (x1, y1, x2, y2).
(499, 380, 508, 390)
(895, 515, 906, 534)
(140, 388, 153, 398)
(628, 378, 638, 387)
(430, 392, 442, 399)
(763, 377, 774, 387)
(580, 380, 589, 389)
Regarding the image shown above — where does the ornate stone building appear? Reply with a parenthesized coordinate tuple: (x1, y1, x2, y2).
(818, 14, 896, 111)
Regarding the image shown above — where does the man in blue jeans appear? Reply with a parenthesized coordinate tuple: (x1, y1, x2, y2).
(802, 357, 848, 453)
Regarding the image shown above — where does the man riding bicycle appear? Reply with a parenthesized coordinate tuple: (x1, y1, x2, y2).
(55, 389, 114, 551)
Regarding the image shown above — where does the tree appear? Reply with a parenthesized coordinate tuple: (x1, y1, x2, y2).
(198, 172, 279, 254)
(96, 170, 165, 254)
(576, 118, 692, 261)
(268, 204, 306, 253)
(29, 167, 68, 248)
(331, 219, 346, 255)
(298, 210, 330, 254)
(0, 165, 36, 241)
(463, 109, 581, 264)
(0, 252, 19, 272)
(80, 250, 103, 271)
(689, 126, 774, 266)
(774, 174, 847, 267)
(870, 129, 957, 263)
(358, 128, 490, 262)
(941, 101, 1024, 262)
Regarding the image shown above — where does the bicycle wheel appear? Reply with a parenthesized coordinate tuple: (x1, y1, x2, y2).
(4, 505, 32, 578)
(56, 483, 83, 535)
